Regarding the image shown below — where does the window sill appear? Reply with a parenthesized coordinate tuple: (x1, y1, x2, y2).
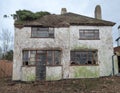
(22, 65, 36, 67)
(79, 38, 100, 40)
(70, 64, 99, 66)
(30, 37, 55, 38)
(46, 65, 62, 67)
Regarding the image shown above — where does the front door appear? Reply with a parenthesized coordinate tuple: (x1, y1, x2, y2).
(36, 51, 46, 80)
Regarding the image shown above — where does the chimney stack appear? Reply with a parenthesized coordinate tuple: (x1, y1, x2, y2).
(95, 5, 102, 19)
(61, 8, 67, 14)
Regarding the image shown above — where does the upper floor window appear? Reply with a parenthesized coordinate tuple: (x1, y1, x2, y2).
(31, 27, 54, 38)
(79, 29, 99, 40)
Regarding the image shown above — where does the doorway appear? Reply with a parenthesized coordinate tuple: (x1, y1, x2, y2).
(36, 51, 46, 80)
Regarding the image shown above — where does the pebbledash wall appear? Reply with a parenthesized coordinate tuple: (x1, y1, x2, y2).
(13, 25, 118, 81)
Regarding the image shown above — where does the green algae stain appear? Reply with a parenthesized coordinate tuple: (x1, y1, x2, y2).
(46, 75, 61, 81)
(72, 44, 95, 51)
(72, 45, 88, 50)
(73, 66, 99, 78)
(27, 74, 36, 81)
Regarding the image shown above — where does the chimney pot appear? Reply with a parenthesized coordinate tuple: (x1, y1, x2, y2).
(61, 8, 67, 14)
(95, 5, 102, 19)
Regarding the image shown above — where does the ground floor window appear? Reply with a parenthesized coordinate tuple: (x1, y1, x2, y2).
(22, 50, 61, 66)
(70, 50, 98, 65)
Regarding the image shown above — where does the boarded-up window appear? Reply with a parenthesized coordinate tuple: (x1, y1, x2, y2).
(79, 29, 99, 40)
(70, 51, 98, 65)
(31, 27, 54, 38)
(22, 50, 61, 66)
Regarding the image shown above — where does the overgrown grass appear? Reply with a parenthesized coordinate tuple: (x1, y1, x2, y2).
(0, 77, 120, 93)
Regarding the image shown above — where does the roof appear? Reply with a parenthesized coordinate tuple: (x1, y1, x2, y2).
(14, 12, 115, 28)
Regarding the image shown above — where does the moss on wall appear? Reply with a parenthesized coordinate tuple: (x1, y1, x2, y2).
(72, 44, 95, 51)
(26, 74, 36, 81)
(46, 66, 62, 81)
(46, 75, 61, 81)
(73, 66, 99, 78)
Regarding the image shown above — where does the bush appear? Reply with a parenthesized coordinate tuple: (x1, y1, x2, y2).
(2, 50, 13, 61)
(14, 10, 50, 21)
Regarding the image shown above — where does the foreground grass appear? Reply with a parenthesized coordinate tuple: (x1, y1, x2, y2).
(0, 76, 120, 93)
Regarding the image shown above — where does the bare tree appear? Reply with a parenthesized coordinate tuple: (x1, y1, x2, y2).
(0, 29, 12, 58)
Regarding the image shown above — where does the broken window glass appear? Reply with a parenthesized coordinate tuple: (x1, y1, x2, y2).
(23, 50, 36, 66)
(71, 51, 98, 65)
(23, 50, 61, 66)
(54, 51, 61, 65)
(23, 50, 29, 66)
(47, 50, 61, 65)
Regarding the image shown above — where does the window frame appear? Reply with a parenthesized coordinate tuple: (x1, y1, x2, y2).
(79, 29, 100, 40)
(22, 50, 61, 66)
(70, 50, 98, 66)
(31, 27, 55, 38)
(46, 50, 61, 66)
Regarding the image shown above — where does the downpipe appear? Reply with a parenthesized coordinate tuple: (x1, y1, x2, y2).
(112, 53, 116, 76)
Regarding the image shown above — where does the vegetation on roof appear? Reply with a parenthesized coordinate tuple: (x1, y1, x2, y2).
(14, 10, 115, 28)
(13, 10, 50, 21)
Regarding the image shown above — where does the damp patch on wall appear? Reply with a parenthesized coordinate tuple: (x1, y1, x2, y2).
(70, 66, 99, 78)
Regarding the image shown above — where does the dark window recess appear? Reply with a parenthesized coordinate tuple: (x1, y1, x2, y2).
(23, 51, 29, 66)
(31, 27, 54, 38)
(22, 50, 61, 66)
(54, 51, 61, 65)
(79, 29, 99, 40)
(47, 50, 61, 65)
(70, 51, 98, 65)
(47, 51, 53, 65)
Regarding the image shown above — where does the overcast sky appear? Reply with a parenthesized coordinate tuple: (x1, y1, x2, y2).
(0, 0, 120, 47)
